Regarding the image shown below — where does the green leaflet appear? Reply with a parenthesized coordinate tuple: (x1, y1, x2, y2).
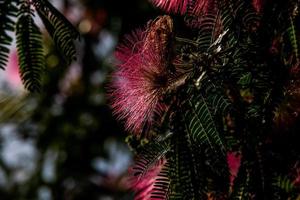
(16, 1, 44, 92)
(33, 0, 79, 63)
(230, 167, 251, 200)
(208, 91, 231, 115)
(169, 130, 206, 200)
(238, 72, 252, 88)
(201, 76, 232, 115)
(168, 192, 183, 200)
(218, 0, 237, 47)
(0, 0, 78, 91)
(196, 11, 222, 51)
(0, 0, 18, 70)
(150, 162, 171, 200)
(185, 93, 226, 154)
(287, 16, 299, 59)
(273, 175, 296, 194)
(132, 140, 170, 181)
(131, 139, 172, 200)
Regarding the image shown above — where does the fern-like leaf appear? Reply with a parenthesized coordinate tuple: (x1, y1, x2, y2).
(233, 0, 260, 31)
(132, 158, 167, 200)
(16, 1, 44, 92)
(287, 16, 299, 59)
(169, 129, 207, 199)
(218, 0, 237, 47)
(150, 162, 171, 200)
(237, 72, 252, 88)
(0, 0, 18, 69)
(131, 140, 171, 183)
(196, 11, 223, 51)
(185, 92, 226, 153)
(201, 75, 232, 115)
(33, 0, 79, 63)
(273, 175, 296, 194)
(230, 166, 251, 200)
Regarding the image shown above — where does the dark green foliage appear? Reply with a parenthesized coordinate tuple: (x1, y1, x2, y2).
(273, 175, 296, 194)
(230, 166, 251, 200)
(33, 0, 79, 63)
(287, 16, 299, 59)
(0, 0, 18, 70)
(196, 11, 222, 51)
(169, 129, 206, 199)
(218, 0, 237, 47)
(16, 0, 44, 92)
(0, 0, 79, 91)
(150, 162, 171, 199)
(201, 75, 232, 115)
(129, 138, 171, 199)
(132, 140, 170, 180)
(127, 0, 300, 199)
(185, 92, 226, 153)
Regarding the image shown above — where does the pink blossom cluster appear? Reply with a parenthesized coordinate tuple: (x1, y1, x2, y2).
(149, 0, 264, 15)
(150, 0, 210, 15)
(252, 0, 264, 13)
(110, 16, 173, 135)
(227, 152, 241, 186)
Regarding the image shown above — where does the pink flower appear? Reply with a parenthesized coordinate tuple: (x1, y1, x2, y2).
(149, 0, 210, 15)
(252, 0, 264, 13)
(191, 0, 211, 15)
(110, 16, 174, 135)
(227, 152, 241, 186)
(6, 50, 22, 89)
(150, 0, 188, 15)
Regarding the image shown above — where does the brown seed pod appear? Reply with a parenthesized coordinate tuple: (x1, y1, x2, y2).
(144, 15, 174, 58)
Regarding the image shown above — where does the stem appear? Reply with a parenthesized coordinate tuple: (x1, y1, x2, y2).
(175, 37, 200, 46)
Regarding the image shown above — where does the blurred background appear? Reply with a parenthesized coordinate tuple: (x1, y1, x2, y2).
(0, 0, 160, 199)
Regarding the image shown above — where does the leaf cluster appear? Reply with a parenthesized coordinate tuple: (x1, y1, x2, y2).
(127, 0, 300, 199)
(0, 0, 79, 92)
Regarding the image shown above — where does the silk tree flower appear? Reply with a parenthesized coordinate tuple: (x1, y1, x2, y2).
(149, 0, 210, 16)
(227, 152, 241, 187)
(252, 0, 264, 13)
(110, 16, 174, 135)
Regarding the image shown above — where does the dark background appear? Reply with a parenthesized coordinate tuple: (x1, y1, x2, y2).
(0, 0, 160, 199)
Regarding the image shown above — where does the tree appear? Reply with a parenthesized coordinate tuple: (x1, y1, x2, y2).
(110, 0, 300, 199)
(1, 0, 300, 199)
